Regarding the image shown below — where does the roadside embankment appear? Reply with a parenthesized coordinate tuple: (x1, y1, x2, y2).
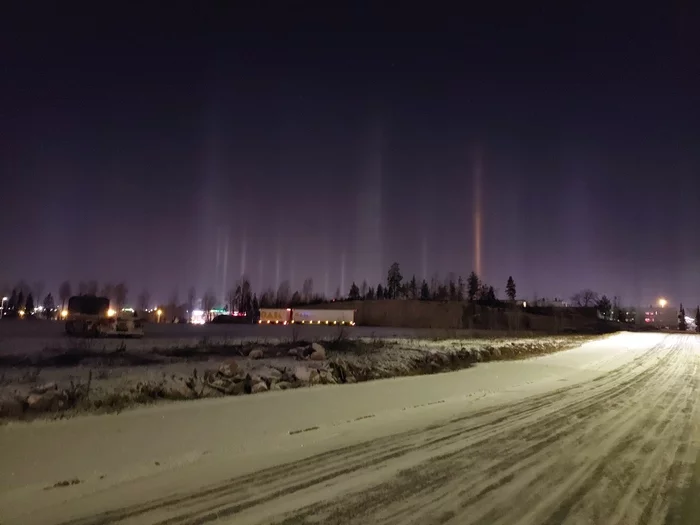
(0, 335, 597, 420)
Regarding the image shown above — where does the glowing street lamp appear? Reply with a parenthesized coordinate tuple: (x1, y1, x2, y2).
(657, 298, 668, 308)
(156, 309, 163, 323)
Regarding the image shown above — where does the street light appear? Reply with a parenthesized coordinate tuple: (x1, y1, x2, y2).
(0, 296, 7, 318)
(658, 298, 668, 308)
(156, 309, 163, 323)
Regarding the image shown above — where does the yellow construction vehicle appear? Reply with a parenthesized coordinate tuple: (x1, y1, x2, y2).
(62, 295, 144, 338)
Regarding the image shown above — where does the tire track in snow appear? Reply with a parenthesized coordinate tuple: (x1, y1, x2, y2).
(56, 335, 700, 525)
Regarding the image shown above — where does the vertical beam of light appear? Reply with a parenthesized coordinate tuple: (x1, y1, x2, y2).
(421, 232, 427, 282)
(355, 121, 384, 289)
(257, 256, 264, 293)
(240, 236, 247, 277)
(324, 245, 330, 299)
(341, 250, 346, 297)
(275, 238, 281, 290)
(215, 228, 221, 293)
(473, 148, 483, 278)
(290, 251, 295, 292)
(221, 230, 229, 302)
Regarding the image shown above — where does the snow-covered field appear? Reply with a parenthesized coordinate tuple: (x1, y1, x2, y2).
(0, 319, 554, 355)
(2, 333, 700, 524)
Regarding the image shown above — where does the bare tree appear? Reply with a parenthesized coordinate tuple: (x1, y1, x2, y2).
(276, 280, 291, 307)
(32, 281, 45, 305)
(186, 287, 196, 314)
(100, 282, 114, 301)
(58, 281, 72, 308)
(226, 288, 237, 312)
(113, 282, 128, 308)
(571, 289, 599, 307)
(137, 289, 151, 311)
(86, 280, 99, 296)
(301, 278, 314, 303)
(360, 280, 368, 299)
(15, 279, 30, 295)
(168, 288, 179, 309)
(260, 287, 275, 308)
(240, 278, 252, 315)
(43, 293, 56, 319)
(202, 289, 217, 321)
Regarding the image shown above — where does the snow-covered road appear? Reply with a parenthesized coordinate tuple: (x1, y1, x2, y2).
(2, 332, 699, 524)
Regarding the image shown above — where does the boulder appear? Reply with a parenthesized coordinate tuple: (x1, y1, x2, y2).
(26, 391, 64, 412)
(31, 382, 57, 395)
(248, 348, 265, 360)
(319, 370, 337, 385)
(255, 366, 282, 380)
(307, 343, 326, 361)
(490, 347, 502, 359)
(229, 381, 246, 395)
(251, 381, 268, 394)
(0, 395, 24, 418)
(288, 347, 305, 357)
(275, 381, 292, 390)
(294, 366, 313, 382)
(309, 369, 321, 385)
(218, 360, 240, 377)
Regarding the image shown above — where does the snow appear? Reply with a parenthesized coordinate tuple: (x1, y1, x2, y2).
(0, 319, 581, 355)
(1, 332, 698, 525)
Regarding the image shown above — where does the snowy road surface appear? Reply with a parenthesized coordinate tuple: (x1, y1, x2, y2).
(0, 320, 487, 355)
(2, 332, 700, 524)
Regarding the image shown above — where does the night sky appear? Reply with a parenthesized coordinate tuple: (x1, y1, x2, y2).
(1, 4, 699, 307)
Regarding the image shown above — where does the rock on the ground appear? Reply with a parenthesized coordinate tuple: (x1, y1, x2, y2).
(0, 396, 24, 418)
(319, 370, 337, 384)
(309, 369, 321, 385)
(229, 381, 246, 395)
(308, 342, 326, 361)
(275, 381, 292, 390)
(255, 366, 282, 380)
(294, 366, 313, 382)
(251, 381, 268, 393)
(31, 382, 57, 395)
(218, 359, 240, 377)
(248, 348, 265, 360)
(26, 391, 64, 412)
(288, 346, 305, 357)
(490, 347, 502, 358)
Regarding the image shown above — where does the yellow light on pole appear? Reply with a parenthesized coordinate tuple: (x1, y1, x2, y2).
(156, 309, 163, 323)
(658, 298, 668, 308)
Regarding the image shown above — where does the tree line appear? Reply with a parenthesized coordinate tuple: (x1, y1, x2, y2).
(4, 267, 700, 332)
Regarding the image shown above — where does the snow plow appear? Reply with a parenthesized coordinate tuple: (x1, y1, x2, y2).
(63, 295, 144, 338)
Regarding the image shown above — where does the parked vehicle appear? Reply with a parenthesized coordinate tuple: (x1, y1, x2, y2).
(63, 295, 144, 338)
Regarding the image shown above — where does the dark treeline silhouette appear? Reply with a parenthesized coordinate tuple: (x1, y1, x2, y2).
(1, 266, 693, 330)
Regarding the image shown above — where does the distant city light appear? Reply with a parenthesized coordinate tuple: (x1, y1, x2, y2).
(190, 309, 206, 324)
(657, 298, 668, 308)
(107, 308, 116, 317)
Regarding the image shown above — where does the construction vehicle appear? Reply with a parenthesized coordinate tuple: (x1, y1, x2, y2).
(62, 295, 144, 338)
